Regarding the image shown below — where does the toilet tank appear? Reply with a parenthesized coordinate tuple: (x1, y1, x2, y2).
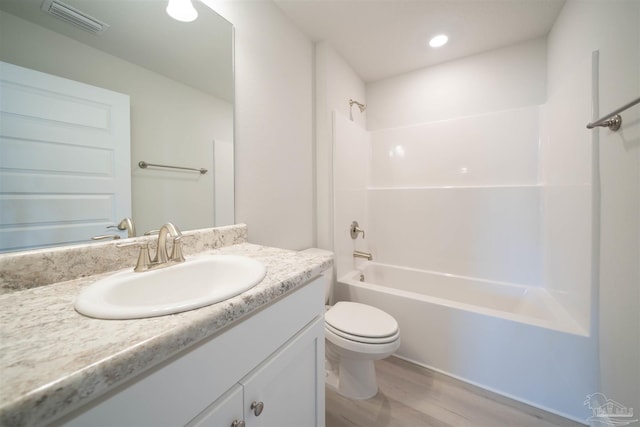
(300, 248, 334, 304)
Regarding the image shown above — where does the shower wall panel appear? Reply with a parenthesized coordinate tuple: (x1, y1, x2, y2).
(367, 106, 543, 285)
(370, 106, 540, 187)
(368, 186, 542, 286)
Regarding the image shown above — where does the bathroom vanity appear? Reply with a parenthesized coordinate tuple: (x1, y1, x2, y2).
(0, 224, 331, 427)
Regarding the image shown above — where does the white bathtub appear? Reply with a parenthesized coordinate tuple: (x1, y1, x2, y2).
(340, 262, 583, 333)
(334, 262, 595, 422)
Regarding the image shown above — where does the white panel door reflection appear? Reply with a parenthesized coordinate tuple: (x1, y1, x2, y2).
(0, 61, 131, 252)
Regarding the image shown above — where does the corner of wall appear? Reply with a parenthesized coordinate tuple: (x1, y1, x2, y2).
(314, 41, 367, 252)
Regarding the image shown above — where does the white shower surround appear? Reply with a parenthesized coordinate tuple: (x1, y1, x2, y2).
(332, 103, 594, 421)
(334, 106, 590, 329)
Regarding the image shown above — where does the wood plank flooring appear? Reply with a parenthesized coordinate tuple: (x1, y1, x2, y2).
(326, 356, 585, 427)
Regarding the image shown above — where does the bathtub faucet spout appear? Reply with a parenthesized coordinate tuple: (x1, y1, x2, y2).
(353, 250, 373, 261)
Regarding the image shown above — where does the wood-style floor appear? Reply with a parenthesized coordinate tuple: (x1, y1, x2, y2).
(326, 356, 585, 427)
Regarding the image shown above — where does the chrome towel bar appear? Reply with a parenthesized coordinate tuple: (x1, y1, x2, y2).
(587, 96, 640, 131)
(138, 161, 207, 174)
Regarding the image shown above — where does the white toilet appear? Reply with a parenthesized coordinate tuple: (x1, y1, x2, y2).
(302, 249, 400, 400)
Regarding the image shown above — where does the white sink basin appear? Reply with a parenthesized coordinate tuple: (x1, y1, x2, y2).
(75, 255, 266, 319)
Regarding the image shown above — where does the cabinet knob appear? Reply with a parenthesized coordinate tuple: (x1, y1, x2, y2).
(231, 421, 245, 427)
(250, 401, 264, 416)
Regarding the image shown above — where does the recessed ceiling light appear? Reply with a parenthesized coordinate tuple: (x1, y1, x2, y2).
(429, 34, 448, 48)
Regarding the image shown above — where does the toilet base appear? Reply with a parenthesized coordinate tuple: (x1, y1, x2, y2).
(325, 367, 339, 391)
(325, 356, 378, 400)
(338, 357, 378, 399)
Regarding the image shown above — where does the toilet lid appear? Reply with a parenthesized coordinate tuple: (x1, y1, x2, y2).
(326, 323, 400, 344)
(325, 301, 398, 339)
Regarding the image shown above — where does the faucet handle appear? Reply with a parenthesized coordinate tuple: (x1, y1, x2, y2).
(350, 221, 365, 239)
(91, 234, 121, 241)
(116, 241, 152, 272)
(107, 217, 136, 238)
(170, 235, 185, 263)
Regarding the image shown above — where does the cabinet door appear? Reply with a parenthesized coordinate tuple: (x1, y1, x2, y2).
(242, 317, 325, 427)
(186, 384, 244, 427)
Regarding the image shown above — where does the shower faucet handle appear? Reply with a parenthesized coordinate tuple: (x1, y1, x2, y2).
(350, 221, 365, 239)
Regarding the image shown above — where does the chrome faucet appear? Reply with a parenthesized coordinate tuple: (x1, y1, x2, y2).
(353, 250, 373, 261)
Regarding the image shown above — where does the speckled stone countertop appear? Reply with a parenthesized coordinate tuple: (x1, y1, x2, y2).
(0, 224, 251, 294)
(0, 227, 332, 427)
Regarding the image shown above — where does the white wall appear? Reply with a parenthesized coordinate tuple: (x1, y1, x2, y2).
(0, 11, 232, 235)
(547, 0, 640, 414)
(213, 139, 235, 226)
(315, 42, 367, 252)
(204, 0, 315, 250)
(366, 37, 547, 130)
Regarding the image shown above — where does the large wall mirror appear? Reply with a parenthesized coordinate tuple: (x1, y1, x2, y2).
(0, 0, 234, 252)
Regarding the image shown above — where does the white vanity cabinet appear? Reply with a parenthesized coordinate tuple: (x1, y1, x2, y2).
(189, 317, 324, 427)
(53, 277, 325, 427)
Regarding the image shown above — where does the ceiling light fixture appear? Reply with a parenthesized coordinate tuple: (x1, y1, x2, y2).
(166, 0, 198, 22)
(429, 34, 448, 48)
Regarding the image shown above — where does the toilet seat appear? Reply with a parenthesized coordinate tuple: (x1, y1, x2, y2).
(325, 322, 400, 344)
(325, 301, 399, 344)
(325, 325, 400, 358)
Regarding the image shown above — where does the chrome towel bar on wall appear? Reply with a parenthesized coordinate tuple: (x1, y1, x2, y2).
(138, 161, 208, 174)
(586, 96, 640, 131)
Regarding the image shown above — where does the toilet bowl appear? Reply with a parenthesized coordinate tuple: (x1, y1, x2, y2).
(301, 248, 401, 400)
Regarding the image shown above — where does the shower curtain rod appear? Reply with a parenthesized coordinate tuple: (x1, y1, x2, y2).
(586, 96, 640, 131)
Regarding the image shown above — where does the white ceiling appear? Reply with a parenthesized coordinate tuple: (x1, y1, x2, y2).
(274, 0, 566, 83)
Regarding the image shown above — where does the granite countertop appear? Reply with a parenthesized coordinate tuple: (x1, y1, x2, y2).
(0, 243, 332, 427)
